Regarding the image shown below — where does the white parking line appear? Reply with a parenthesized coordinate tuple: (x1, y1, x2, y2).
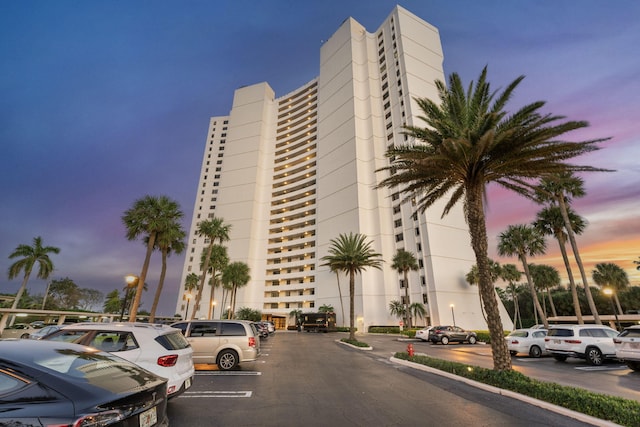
(196, 371, 262, 376)
(180, 391, 252, 398)
(575, 365, 628, 371)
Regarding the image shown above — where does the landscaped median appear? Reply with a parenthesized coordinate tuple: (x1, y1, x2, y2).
(392, 352, 640, 427)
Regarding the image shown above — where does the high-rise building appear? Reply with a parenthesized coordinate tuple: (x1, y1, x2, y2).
(176, 6, 512, 331)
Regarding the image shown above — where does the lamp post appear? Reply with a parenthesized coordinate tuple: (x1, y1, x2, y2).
(603, 288, 621, 331)
(184, 292, 193, 320)
(120, 275, 139, 321)
(450, 304, 456, 326)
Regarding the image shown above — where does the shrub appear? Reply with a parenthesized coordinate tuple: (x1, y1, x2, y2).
(341, 338, 371, 348)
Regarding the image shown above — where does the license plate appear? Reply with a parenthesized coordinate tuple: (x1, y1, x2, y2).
(554, 339, 561, 344)
(185, 377, 192, 389)
(630, 342, 640, 349)
(140, 406, 157, 427)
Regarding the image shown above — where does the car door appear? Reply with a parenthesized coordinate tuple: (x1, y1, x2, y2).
(452, 326, 465, 341)
(183, 321, 220, 364)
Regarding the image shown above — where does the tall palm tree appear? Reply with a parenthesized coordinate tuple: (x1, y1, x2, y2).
(148, 223, 185, 322)
(329, 264, 346, 327)
(122, 195, 183, 319)
(537, 173, 603, 324)
(8, 236, 60, 317)
(465, 259, 501, 323)
(391, 249, 419, 328)
(221, 261, 250, 318)
(498, 224, 548, 329)
(193, 217, 231, 320)
(182, 272, 199, 319)
(321, 232, 383, 341)
(375, 67, 607, 371)
(533, 205, 586, 323)
(592, 263, 629, 315)
(529, 264, 561, 318)
(200, 245, 228, 319)
(500, 264, 522, 328)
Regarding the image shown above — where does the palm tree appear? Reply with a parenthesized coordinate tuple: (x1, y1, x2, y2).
(536, 173, 603, 324)
(391, 249, 419, 328)
(148, 223, 185, 322)
(329, 264, 346, 327)
(409, 302, 427, 327)
(193, 217, 231, 319)
(221, 261, 250, 318)
(634, 257, 640, 271)
(182, 272, 199, 319)
(500, 264, 523, 328)
(529, 264, 561, 318)
(533, 205, 586, 324)
(465, 259, 501, 323)
(289, 309, 302, 329)
(318, 304, 334, 313)
(200, 245, 228, 319)
(592, 263, 629, 315)
(375, 67, 607, 371)
(321, 232, 383, 341)
(122, 195, 183, 319)
(389, 300, 406, 323)
(8, 236, 60, 317)
(498, 224, 548, 329)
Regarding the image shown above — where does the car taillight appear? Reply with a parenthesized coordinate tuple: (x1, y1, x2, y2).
(565, 339, 581, 344)
(249, 337, 256, 347)
(510, 340, 519, 344)
(158, 354, 178, 367)
(45, 409, 125, 427)
(613, 338, 622, 344)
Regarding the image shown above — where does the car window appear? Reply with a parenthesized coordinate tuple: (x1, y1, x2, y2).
(220, 322, 246, 336)
(509, 331, 528, 338)
(190, 322, 218, 337)
(171, 322, 188, 334)
(604, 329, 619, 338)
(45, 330, 91, 344)
(0, 368, 30, 394)
(157, 331, 190, 350)
(90, 332, 137, 352)
(620, 329, 640, 338)
(532, 331, 547, 338)
(547, 329, 573, 337)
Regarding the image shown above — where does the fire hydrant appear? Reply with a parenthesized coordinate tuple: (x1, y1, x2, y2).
(407, 343, 414, 357)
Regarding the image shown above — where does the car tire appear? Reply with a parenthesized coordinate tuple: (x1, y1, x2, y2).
(553, 355, 567, 362)
(20, 333, 30, 339)
(585, 347, 603, 366)
(626, 361, 640, 371)
(217, 349, 239, 370)
(529, 345, 542, 358)
(468, 336, 477, 345)
(510, 351, 517, 356)
(440, 336, 449, 345)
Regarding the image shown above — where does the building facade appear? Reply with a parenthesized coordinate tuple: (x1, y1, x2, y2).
(176, 6, 512, 331)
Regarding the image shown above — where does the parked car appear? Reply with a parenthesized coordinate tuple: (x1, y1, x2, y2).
(171, 319, 261, 370)
(428, 325, 477, 345)
(613, 325, 640, 371)
(415, 327, 433, 342)
(505, 328, 548, 358)
(544, 324, 619, 365)
(262, 321, 276, 334)
(28, 324, 64, 340)
(43, 322, 194, 398)
(0, 323, 38, 339)
(253, 322, 269, 339)
(0, 339, 169, 426)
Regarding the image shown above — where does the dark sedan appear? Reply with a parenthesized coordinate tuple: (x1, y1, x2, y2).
(0, 339, 169, 427)
(428, 325, 478, 345)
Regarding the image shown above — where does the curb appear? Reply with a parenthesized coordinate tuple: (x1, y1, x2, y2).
(390, 356, 621, 427)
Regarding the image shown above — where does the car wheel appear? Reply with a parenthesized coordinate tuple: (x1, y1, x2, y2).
(510, 351, 517, 356)
(217, 349, 239, 370)
(626, 361, 640, 371)
(529, 345, 542, 358)
(20, 333, 30, 339)
(586, 347, 603, 366)
(468, 336, 477, 345)
(553, 355, 567, 362)
(440, 336, 449, 345)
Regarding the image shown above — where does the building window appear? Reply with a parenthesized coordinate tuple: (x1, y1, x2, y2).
(395, 233, 403, 242)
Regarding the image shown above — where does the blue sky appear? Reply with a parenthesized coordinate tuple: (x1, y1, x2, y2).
(1, 1, 639, 315)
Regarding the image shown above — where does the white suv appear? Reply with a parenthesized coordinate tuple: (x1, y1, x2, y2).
(613, 325, 640, 371)
(544, 324, 619, 365)
(44, 322, 194, 398)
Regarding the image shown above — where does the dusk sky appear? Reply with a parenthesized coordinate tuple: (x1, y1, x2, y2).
(1, 1, 639, 316)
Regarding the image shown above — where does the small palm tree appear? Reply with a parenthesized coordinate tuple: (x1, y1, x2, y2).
(221, 261, 250, 318)
(318, 304, 334, 313)
(375, 67, 608, 371)
(122, 195, 183, 319)
(389, 300, 406, 322)
(529, 264, 561, 318)
(321, 232, 383, 341)
(409, 302, 427, 327)
(193, 217, 231, 319)
(500, 264, 522, 328)
(182, 273, 199, 319)
(498, 224, 548, 329)
(592, 263, 629, 315)
(391, 249, 419, 328)
(200, 245, 228, 319)
(289, 309, 302, 329)
(465, 259, 502, 323)
(8, 236, 60, 316)
(148, 223, 185, 322)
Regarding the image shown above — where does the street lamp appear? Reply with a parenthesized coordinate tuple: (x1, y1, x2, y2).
(450, 304, 456, 326)
(603, 288, 621, 331)
(120, 275, 139, 321)
(184, 292, 193, 320)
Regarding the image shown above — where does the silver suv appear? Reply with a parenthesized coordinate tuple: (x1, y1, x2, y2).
(613, 325, 640, 371)
(544, 324, 619, 365)
(171, 320, 261, 370)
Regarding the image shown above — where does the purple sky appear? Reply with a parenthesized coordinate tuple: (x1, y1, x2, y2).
(1, 1, 639, 316)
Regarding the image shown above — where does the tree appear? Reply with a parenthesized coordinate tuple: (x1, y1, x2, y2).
(48, 277, 81, 309)
(534, 205, 586, 323)
(498, 224, 548, 329)
(500, 264, 523, 328)
(78, 288, 103, 311)
(221, 262, 250, 318)
(148, 222, 185, 322)
(236, 307, 261, 321)
(391, 249, 419, 328)
(103, 290, 122, 313)
(409, 302, 427, 327)
(634, 257, 640, 271)
(389, 300, 406, 322)
(321, 232, 383, 341)
(375, 67, 607, 370)
(328, 264, 346, 327)
(289, 309, 302, 328)
(193, 217, 231, 319)
(465, 259, 501, 323)
(181, 273, 199, 319)
(529, 264, 561, 317)
(592, 263, 629, 315)
(8, 236, 60, 314)
(537, 173, 603, 324)
(122, 195, 183, 320)
(318, 304, 334, 313)
(200, 245, 228, 319)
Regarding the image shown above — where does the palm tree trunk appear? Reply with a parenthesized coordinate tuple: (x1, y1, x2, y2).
(547, 290, 557, 317)
(349, 270, 356, 341)
(514, 295, 522, 329)
(148, 249, 168, 323)
(403, 270, 412, 328)
(193, 243, 214, 320)
(129, 232, 156, 319)
(558, 197, 601, 324)
(465, 186, 511, 371)
(557, 235, 583, 324)
(521, 259, 548, 329)
(335, 271, 345, 327)
(614, 294, 623, 315)
(208, 268, 217, 319)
